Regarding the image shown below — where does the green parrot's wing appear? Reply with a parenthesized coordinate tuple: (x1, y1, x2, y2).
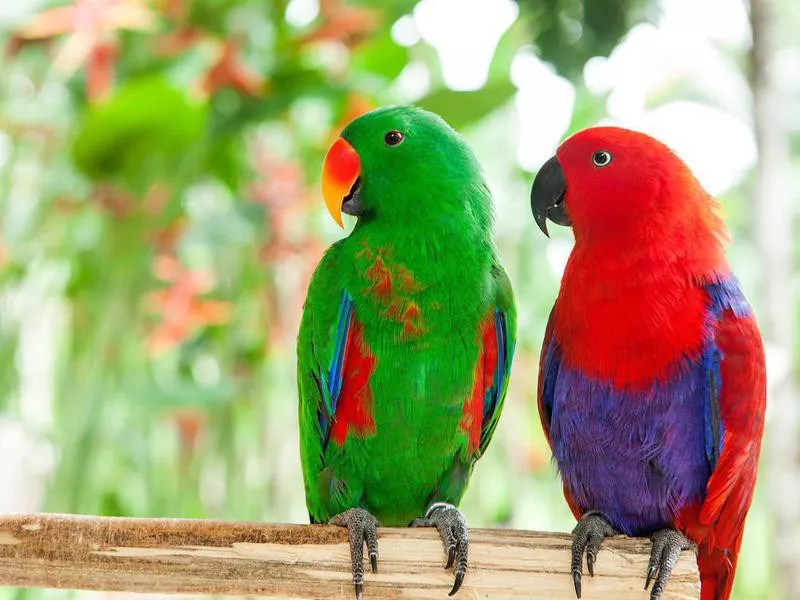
(297, 283, 332, 522)
(298, 259, 375, 522)
(478, 263, 517, 456)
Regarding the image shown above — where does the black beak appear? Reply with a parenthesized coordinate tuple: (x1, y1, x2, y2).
(530, 155, 571, 237)
(342, 177, 364, 217)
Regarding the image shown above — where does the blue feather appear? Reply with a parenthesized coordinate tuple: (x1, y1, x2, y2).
(328, 293, 354, 406)
(318, 292, 354, 451)
(699, 276, 752, 469)
(705, 277, 751, 318)
(701, 345, 723, 468)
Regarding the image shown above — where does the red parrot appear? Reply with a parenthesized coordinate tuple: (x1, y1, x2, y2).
(530, 126, 766, 600)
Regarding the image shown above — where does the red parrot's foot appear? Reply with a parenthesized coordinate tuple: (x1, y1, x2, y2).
(570, 511, 620, 598)
(411, 502, 469, 596)
(645, 529, 694, 600)
(329, 508, 379, 600)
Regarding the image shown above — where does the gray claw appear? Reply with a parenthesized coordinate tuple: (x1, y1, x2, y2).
(570, 512, 619, 598)
(330, 508, 380, 600)
(645, 529, 693, 600)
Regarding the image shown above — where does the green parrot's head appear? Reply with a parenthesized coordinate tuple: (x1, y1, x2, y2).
(321, 105, 492, 231)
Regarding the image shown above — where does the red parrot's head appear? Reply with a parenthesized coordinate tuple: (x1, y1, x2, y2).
(530, 126, 726, 247)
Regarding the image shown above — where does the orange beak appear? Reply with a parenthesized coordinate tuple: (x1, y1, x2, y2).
(321, 137, 361, 228)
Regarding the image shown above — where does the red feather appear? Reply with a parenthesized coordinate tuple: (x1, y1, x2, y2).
(460, 314, 498, 456)
(331, 319, 376, 445)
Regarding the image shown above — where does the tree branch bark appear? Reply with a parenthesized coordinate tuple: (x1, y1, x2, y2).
(0, 513, 699, 598)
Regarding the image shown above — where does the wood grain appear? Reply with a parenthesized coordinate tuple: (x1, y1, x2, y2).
(0, 513, 699, 599)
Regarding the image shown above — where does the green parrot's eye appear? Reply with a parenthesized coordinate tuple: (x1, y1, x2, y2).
(384, 130, 404, 146)
(592, 150, 613, 167)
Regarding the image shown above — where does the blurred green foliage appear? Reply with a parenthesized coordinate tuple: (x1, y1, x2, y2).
(516, 0, 653, 78)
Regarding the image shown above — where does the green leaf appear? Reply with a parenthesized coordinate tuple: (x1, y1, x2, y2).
(72, 77, 207, 185)
(416, 80, 517, 130)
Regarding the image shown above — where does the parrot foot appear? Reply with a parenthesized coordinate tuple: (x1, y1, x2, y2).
(644, 529, 693, 600)
(411, 502, 469, 596)
(329, 508, 379, 600)
(570, 511, 620, 598)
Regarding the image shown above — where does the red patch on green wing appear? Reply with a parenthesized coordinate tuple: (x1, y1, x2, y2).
(365, 256, 393, 300)
(331, 320, 377, 445)
(397, 265, 426, 294)
(460, 315, 498, 455)
(401, 302, 425, 338)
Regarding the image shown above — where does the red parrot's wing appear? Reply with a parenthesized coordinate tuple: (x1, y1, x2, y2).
(698, 308, 766, 549)
(674, 279, 766, 600)
(537, 307, 582, 520)
(537, 307, 558, 443)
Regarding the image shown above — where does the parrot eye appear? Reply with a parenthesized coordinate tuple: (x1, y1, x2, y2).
(592, 150, 613, 167)
(384, 130, 404, 147)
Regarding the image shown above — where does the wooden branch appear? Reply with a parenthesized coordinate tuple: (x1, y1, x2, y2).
(0, 513, 699, 599)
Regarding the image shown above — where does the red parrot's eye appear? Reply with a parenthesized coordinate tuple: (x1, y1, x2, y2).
(384, 130, 404, 146)
(592, 150, 613, 167)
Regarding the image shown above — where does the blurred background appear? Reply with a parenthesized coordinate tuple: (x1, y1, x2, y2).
(0, 0, 797, 598)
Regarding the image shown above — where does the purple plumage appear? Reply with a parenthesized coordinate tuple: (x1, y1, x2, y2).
(548, 358, 712, 536)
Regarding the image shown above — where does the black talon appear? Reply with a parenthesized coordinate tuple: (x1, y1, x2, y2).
(645, 565, 657, 590)
(369, 552, 377, 573)
(570, 512, 619, 598)
(446, 545, 456, 569)
(573, 569, 582, 598)
(450, 571, 464, 596)
(413, 502, 469, 596)
(354, 582, 363, 600)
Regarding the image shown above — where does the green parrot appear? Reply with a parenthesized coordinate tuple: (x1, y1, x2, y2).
(297, 106, 516, 598)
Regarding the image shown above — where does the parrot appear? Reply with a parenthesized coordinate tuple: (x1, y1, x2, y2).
(529, 126, 766, 600)
(297, 105, 516, 599)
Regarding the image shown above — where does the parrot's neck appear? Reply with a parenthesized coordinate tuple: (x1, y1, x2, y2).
(553, 236, 728, 388)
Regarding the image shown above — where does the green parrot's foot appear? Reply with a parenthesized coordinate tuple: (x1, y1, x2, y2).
(645, 529, 693, 600)
(411, 502, 469, 596)
(570, 511, 620, 598)
(329, 508, 379, 600)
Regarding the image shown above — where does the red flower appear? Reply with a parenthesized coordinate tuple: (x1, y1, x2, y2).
(145, 255, 231, 354)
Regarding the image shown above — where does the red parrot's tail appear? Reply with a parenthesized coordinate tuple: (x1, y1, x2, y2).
(697, 532, 743, 600)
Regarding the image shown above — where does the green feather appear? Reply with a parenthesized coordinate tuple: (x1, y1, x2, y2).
(297, 105, 517, 526)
